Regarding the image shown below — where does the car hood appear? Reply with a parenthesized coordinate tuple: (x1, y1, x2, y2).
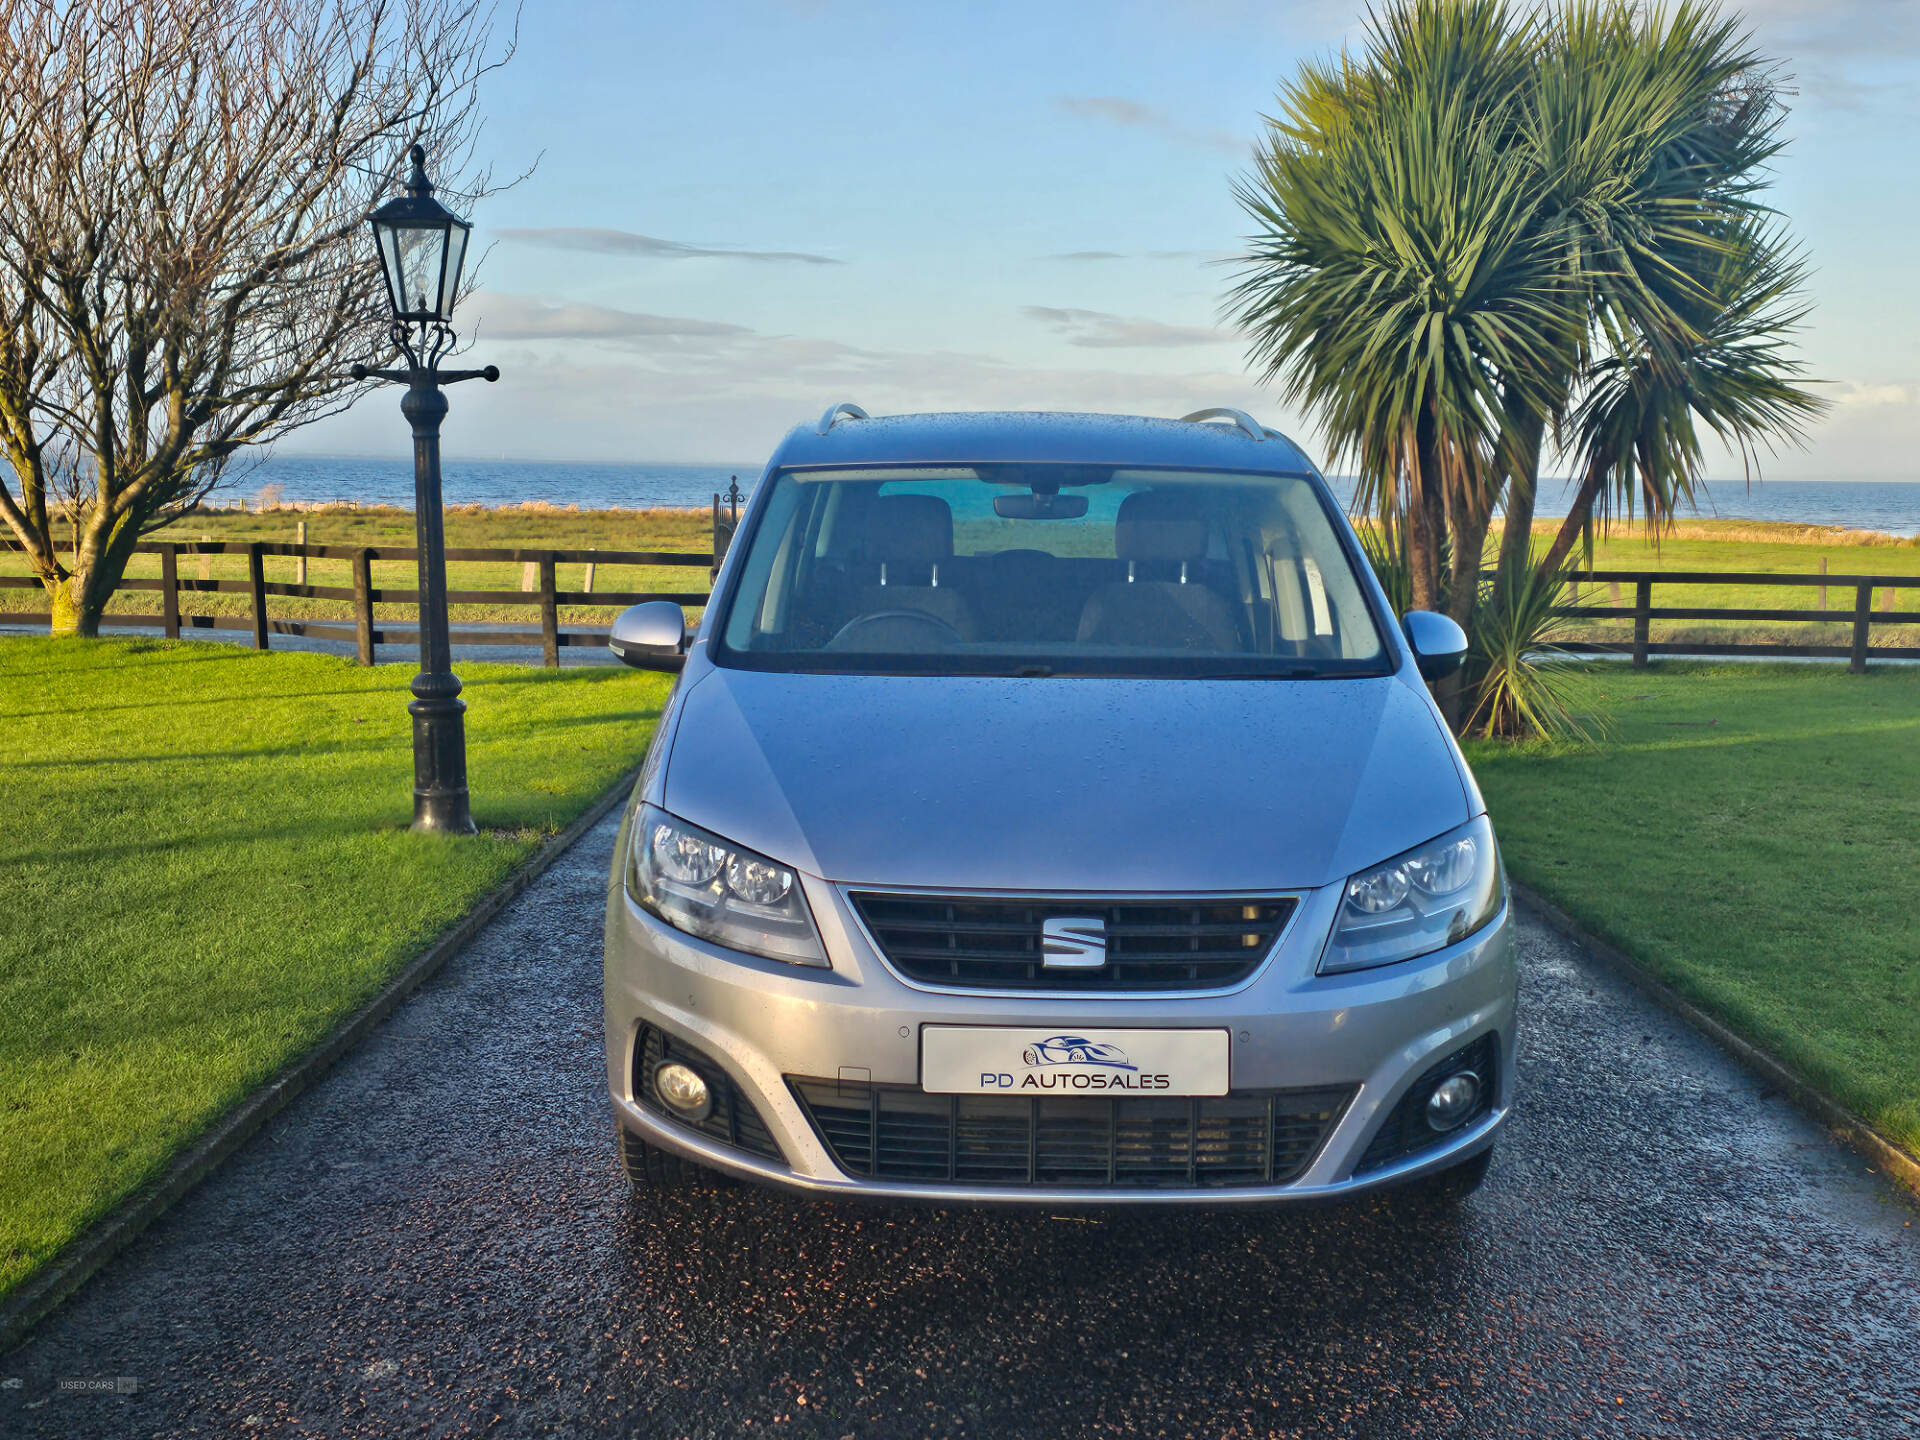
(662, 666, 1470, 892)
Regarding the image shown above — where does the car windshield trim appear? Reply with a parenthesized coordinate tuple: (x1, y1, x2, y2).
(707, 460, 1398, 681)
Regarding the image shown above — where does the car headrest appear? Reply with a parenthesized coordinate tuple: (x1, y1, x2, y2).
(865, 494, 954, 564)
(1114, 491, 1207, 563)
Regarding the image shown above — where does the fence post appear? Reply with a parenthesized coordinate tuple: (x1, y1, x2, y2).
(583, 551, 596, 595)
(160, 544, 180, 640)
(1818, 555, 1828, 611)
(712, 480, 742, 580)
(295, 520, 307, 587)
(1631, 580, 1651, 668)
(1851, 584, 1871, 674)
(247, 542, 268, 650)
(353, 548, 375, 665)
(198, 534, 212, 583)
(539, 555, 559, 669)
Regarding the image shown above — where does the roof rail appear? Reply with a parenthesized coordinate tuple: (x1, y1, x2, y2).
(815, 401, 871, 436)
(1179, 407, 1269, 441)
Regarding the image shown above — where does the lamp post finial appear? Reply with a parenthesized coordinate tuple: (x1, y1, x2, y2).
(405, 144, 432, 197)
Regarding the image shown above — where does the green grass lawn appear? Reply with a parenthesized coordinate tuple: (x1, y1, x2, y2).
(0, 637, 670, 1301)
(1465, 661, 1920, 1154)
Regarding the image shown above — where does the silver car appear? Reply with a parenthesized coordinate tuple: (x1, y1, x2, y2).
(603, 406, 1515, 1205)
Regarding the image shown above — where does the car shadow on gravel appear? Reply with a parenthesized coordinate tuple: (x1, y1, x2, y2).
(602, 1175, 1483, 1430)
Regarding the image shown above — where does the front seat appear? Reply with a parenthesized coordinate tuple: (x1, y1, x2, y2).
(1076, 491, 1242, 652)
(844, 494, 978, 640)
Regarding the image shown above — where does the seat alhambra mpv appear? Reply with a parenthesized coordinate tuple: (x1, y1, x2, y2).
(602, 405, 1515, 1205)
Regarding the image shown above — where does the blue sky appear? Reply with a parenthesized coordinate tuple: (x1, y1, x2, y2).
(295, 0, 1920, 478)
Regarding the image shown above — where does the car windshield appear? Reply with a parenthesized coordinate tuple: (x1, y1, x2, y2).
(712, 464, 1391, 678)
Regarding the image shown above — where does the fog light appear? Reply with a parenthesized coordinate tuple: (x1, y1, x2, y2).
(653, 1061, 712, 1121)
(1425, 1071, 1481, 1131)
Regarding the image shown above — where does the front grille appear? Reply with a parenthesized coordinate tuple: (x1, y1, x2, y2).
(790, 1079, 1353, 1189)
(847, 891, 1296, 992)
(633, 1025, 783, 1162)
(1355, 1033, 1498, 1173)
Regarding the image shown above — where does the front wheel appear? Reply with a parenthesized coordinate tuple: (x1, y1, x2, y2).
(616, 1123, 720, 1193)
(1407, 1143, 1494, 1203)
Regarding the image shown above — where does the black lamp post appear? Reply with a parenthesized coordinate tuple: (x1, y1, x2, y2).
(353, 145, 497, 834)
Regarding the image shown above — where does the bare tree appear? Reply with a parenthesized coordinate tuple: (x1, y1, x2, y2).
(0, 0, 513, 635)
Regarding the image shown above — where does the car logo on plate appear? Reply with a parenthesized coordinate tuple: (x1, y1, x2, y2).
(1041, 915, 1107, 969)
(1022, 1034, 1137, 1070)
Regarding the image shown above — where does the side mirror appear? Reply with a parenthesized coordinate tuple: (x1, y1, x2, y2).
(608, 601, 687, 669)
(1402, 610, 1467, 680)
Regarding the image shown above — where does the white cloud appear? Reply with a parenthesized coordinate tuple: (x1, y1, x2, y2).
(1024, 306, 1229, 349)
(1058, 96, 1163, 128)
(494, 226, 843, 265)
(1828, 378, 1917, 408)
(1054, 95, 1248, 156)
(1037, 249, 1211, 263)
(475, 293, 752, 342)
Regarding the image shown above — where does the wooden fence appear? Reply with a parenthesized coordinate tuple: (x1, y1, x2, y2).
(3, 544, 1917, 670)
(0, 539, 716, 667)
(1557, 569, 1920, 671)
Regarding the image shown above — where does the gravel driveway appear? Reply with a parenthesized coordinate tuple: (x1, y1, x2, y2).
(5, 811, 1916, 1438)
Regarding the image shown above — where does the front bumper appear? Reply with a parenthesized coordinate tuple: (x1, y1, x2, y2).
(604, 857, 1517, 1205)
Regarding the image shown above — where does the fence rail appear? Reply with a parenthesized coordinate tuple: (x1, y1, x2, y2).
(4, 542, 1917, 669)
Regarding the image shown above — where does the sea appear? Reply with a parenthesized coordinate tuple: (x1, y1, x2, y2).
(240, 455, 1920, 537)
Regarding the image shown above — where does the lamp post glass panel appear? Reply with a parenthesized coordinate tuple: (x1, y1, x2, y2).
(357, 145, 498, 834)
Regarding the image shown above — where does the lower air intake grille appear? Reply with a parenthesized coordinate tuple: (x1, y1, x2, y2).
(634, 1025, 783, 1163)
(790, 1079, 1353, 1189)
(847, 892, 1296, 992)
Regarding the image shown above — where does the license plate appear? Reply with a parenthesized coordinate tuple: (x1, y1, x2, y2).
(921, 1026, 1230, 1097)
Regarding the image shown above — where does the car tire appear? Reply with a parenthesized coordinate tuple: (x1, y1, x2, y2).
(1409, 1143, 1494, 1203)
(616, 1122, 717, 1193)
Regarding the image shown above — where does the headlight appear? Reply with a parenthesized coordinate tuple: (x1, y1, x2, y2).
(626, 804, 827, 966)
(1319, 815, 1503, 973)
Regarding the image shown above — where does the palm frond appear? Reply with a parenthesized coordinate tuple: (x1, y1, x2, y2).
(1464, 556, 1607, 744)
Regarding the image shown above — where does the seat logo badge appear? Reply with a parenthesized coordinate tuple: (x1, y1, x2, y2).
(1041, 916, 1107, 969)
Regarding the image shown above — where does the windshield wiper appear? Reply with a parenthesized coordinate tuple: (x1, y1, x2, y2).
(1183, 666, 1338, 679)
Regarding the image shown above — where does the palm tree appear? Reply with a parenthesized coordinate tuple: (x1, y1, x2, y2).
(1229, 0, 1822, 736)
(1230, 0, 1572, 624)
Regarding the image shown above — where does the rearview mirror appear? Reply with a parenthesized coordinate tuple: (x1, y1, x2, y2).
(992, 492, 1089, 520)
(608, 601, 687, 670)
(1402, 610, 1468, 680)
